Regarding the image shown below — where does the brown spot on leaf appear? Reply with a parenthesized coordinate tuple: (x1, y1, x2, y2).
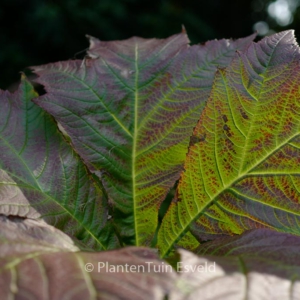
(189, 134, 206, 147)
(240, 108, 249, 120)
(223, 124, 233, 137)
(223, 124, 230, 131)
(222, 115, 228, 123)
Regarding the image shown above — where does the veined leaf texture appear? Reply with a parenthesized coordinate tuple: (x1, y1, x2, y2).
(1, 28, 300, 299)
(0, 77, 118, 250)
(1, 221, 299, 299)
(32, 32, 255, 246)
(158, 30, 300, 256)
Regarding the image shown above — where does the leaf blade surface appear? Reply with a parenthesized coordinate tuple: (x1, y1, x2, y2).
(171, 229, 300, 300)
(0, 217, 175, 300)
(0, 77, 117, 250)
(33, 33, 255, 245)
(158, 30, 300, 256)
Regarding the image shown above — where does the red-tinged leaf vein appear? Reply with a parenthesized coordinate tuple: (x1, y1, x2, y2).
(158, 30, 300, 256)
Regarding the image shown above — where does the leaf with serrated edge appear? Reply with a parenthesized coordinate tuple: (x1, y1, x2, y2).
(158, 30, 300, 256)
(32, 32, 255, 246)
(0, 77, 118, 250)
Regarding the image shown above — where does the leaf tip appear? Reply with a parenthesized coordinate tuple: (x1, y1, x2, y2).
(86, 34, 101, 51)
(20, 72, 26, 80)
(19, 72, 35, 91)
(20, 72, 27, 81)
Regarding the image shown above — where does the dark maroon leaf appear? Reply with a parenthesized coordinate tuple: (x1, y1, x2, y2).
(0, 77, 119, 250)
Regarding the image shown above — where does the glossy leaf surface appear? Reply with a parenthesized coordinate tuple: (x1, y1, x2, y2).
(158, 30, 300, 256)
(0, 78, 118, 250)
(32, 32, 255, 246)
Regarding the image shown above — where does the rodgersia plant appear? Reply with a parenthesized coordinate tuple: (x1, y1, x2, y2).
(1, 29, 300, 299)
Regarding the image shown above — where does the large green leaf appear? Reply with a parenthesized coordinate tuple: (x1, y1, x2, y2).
(158, 30, 300, 256)
(32, 32, 255, 246)
(0, 77, 118, 250)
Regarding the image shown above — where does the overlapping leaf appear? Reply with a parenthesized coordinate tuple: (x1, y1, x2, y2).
(158, 30, 300, 256)
(32, 32, 255, 246)
(0, 77, 118, 250)
(2, 221, 300, 299)
(0, 216, 176, 300)
(0, 215, 79, 253)
(172, 229, 300, 300)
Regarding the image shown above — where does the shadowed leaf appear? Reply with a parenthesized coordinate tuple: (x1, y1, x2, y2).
(0, 77, 118, 250)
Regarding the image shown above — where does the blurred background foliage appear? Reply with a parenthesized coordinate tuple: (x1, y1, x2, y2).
(1, 0, 300, 90)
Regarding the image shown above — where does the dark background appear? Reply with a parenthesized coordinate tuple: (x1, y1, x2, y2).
(1, 0, 300, 90)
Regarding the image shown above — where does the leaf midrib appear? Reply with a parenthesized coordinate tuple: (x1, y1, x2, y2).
(132, 43, 139, 246)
